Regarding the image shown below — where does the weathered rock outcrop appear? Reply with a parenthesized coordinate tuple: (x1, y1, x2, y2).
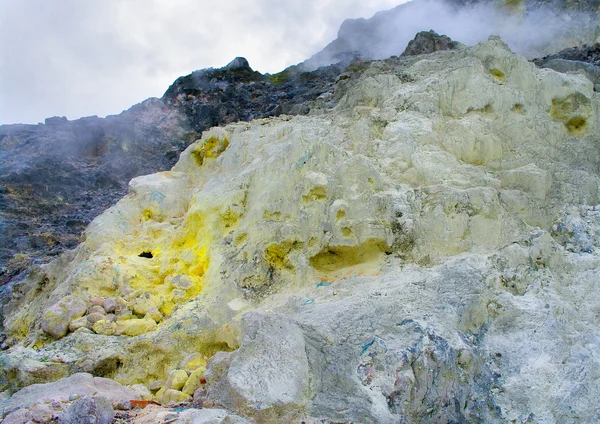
(0, 99, 193, 285)
(2, 36, 599, 422)
(534, 43, 600, 91)
(0, 58, 347, 286)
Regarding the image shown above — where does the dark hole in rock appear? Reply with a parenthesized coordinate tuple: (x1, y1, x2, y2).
(138, 251, 153, 258)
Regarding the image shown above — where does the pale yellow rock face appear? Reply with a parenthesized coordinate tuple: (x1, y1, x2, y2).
(161, 388, 191, 404)
(115, 318, 157, 337)
(165, 369, 189, 391)
(92, 320, 117, 336)
(2, 37, 600, 422)
(182, 366, 206, 395)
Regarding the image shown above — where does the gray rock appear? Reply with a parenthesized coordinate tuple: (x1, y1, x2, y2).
(102, 298, 117, 313)
(206, 312, 309, 421)
(57, 396, 114, 424)
(2, 373, 140, 417)
(540, 58, 600, 91)
(2, 408, 34, 424)
(40, 296, 87, 339)
(174, 408, 251, 424)
(401, 30, 461, 56)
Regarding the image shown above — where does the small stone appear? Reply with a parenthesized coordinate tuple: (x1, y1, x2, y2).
(41, 296, 87, 339)
(161, 389, 190, 405)
(149, 380, 164, 392)
(112, 399, 132, 410)
(154, 387, 165, 402)
(116, 311, 134, 321)
(132, 293, 162, 316)
(128, 384, 153, 401)
(29, 403, 54, 422)
(69, 394, 81, 401)
(69, 316, 91, 332)
(92, 320, 117, 336)
(171, 274, 192, 290)
(105, 313, 116, 322)
(2, 408, 34, 424)
(103, 298, 117, 313)
(115, 318, 157, 336)
(172, 289, 187, 302)
(89, 297, 105, 307)
(182, 366, 206, 395)
(87, 305, 106, 315)
(144, 307, 163, 323)
(192, 387, 208, 408)
(86, 312, 106, 325)
(165, 369, 189, 391)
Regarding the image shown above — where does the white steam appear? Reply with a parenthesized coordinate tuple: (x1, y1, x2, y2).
(306, 0, 600, 68)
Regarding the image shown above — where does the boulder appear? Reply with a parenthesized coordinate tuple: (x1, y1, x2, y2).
(40, 296, 87, 339)
(57, 396, 114, 424)
(206, 312, 309, 420)
(401, 30, 460, 56)
(165, 369, 189, 391)
(2, 373, 139, 417)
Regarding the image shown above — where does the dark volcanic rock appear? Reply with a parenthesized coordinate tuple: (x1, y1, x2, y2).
(0, 99, 194, 284)
(0, 57, 355, 287)
(533, 44, 600, 91)
(162, 57, 347, 133)
(401, 30, 461, 56)
(533, 43, 600, 66)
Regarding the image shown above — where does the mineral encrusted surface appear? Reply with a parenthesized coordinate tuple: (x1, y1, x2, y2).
(2, 36, 600, 423)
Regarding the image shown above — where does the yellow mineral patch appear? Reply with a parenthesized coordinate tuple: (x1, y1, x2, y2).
(115, 318, 158, 337)
(566, 117, 588, 136)
(302, 186, 327, 202)
(263, 210, 282, 220)
(513, 103, 525, 114)
(489, 68, 505, 81)
(183, 354, 207, 371)
(235, 232, 248, 245)
(341, 227, 353, 238)
(142, 208, 153, 221)
(336, 209, 346, 221)
(550, 93, 592, 137)
(264, 240, 303, 271)
(220, 207, 242, 229)
(310, 239, 388, 280)
(191, 133, 230, 166)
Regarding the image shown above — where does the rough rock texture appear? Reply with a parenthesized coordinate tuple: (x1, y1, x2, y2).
(0, 100, 194, 285)
(112, 404, 251, 424)
(57, 395, 114, 424)
(533, 42, 600, 65)
(161, 57, 346, 135)
(533, 43, 600, 91)
(0, 58, 348, 288)
(401, 30, 461, 56)
(206, 313, 310, 421)
(0, 373, 140, 415)
(1, 37, 600, 423)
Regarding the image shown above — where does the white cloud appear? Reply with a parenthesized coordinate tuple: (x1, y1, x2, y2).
(0, 0, 404, 125)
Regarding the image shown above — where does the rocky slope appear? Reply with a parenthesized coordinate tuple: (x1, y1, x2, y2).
(2, 36, 600, 423)
(2, 0, 598, 288)
(0, 58, 345, 286)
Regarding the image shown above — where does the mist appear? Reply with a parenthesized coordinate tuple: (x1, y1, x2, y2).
(306, 0, 600, 68)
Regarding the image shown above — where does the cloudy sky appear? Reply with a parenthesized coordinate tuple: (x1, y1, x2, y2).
(0, 0, 406, 125)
